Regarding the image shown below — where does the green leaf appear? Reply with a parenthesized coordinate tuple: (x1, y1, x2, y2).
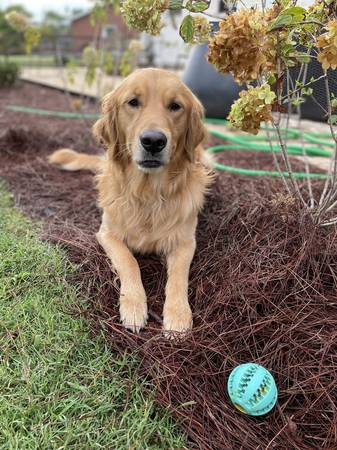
(329, 115, 337, 125)
(282, 43, 296, 56)
(269, 14, 293, 31)
(283, 6, 307, 18)
(179, 15, 194, 43)
(302, 87, 313, 96)
(297, 52, 311, 63)
(291, 97, 305, 106)
(266, 73, 277, 85)
(268, 6, 306, 31)
(23, 27, 41, 54)
(169, 0, 184, 9)
(187, 1, 209, 12)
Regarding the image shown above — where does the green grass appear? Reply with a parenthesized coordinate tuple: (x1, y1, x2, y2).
(0, 55, 57, 67)
(0, 184, 186, 450)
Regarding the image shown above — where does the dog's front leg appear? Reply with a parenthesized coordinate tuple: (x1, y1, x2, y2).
(163, 239, 196, 334)
(96, 229, 147, 332)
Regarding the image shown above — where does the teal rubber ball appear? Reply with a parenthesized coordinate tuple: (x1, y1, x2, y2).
(227, 363, 278, 416)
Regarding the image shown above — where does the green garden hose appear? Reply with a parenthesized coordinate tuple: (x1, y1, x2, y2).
(5, 105, 100, 119)
(205, 118, 332, 178)
(4, 105, 333, 179)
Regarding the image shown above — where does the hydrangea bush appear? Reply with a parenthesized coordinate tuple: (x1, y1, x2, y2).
(121, 0, 337, 227)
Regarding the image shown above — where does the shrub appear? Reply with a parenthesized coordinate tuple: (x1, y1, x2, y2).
(0, 60, 20, 87)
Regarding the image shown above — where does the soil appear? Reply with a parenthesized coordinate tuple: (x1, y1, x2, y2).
(1, 83, 337, 450)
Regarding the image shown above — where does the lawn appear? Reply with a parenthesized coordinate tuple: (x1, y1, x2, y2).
(0, 184, 185, 450)
(0, 54, 57, 67)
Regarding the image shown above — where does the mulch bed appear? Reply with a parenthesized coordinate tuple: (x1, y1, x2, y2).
(1, 83, 337, 450)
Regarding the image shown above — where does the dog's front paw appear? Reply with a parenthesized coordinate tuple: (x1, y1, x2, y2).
(119, 291, 148, 333)
(163, 302, 193, 336)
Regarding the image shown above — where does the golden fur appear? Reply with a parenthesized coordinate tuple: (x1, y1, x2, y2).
(49, 68, 214, 334)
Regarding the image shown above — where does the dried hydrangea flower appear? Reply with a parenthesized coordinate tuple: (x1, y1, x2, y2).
(228, 84, 276, 135)
(317, 20, 337, 71)
(207, 5, 310, 83)
(264, 29, 302, 74)
(207, 9, 267, 83)
(262, 5, 289, 73)
(5, 10, 29, 32)
(122, 0, 169, 36)
(192, 15, 212, 44)
(308, 0, 337, 23)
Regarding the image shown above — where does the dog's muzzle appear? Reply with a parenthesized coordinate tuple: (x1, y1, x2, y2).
(136, 129, 168, 170)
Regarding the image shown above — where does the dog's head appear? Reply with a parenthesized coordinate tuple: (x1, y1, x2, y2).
(93, 68, 207, 173)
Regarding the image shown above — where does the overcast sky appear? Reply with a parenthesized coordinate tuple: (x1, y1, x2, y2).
(1, 0, 315, 21)
(1, 0, 92, 20)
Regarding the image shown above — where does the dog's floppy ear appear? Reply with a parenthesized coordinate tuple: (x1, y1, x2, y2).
(184, 94, 207, 162)
(93, 88, 124, 163)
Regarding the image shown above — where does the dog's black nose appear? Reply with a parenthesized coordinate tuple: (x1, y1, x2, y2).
(140, 130, 167, 154)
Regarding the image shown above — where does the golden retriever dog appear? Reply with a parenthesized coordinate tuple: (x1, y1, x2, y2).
(49, 68, 214, 334)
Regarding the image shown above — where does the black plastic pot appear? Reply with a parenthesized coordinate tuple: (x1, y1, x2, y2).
(183, 42, 244, 119)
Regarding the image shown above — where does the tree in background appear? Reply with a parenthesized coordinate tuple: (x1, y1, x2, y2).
(5, 5, 40, 54)
(0, 5, 32, 56)
(41, 11, 67, 53)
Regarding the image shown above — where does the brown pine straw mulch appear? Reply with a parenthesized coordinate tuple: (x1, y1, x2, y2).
(1, 95, 337, 449)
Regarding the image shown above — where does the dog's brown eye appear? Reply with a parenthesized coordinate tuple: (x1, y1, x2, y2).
(169, 102, 181, 112)
(128, 98, 140, 108)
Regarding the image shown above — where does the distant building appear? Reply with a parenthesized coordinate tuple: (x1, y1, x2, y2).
(70, 9, 138, 54)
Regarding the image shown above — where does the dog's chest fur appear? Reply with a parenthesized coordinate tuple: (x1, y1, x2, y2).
(97, 163, 211, 254)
